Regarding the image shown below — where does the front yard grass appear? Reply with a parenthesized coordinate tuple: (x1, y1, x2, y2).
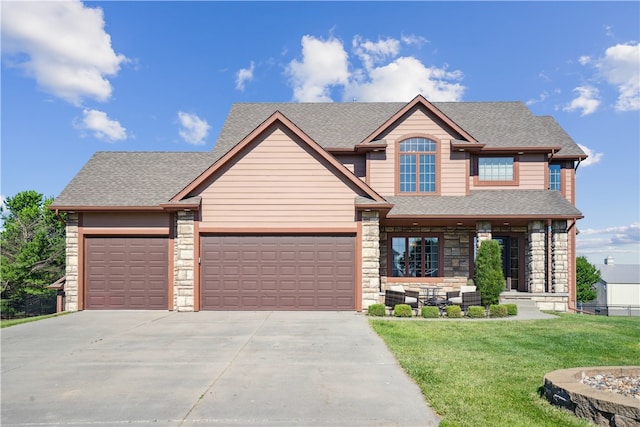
(370, 314, 640, 427)
(1, 312, 67, 328)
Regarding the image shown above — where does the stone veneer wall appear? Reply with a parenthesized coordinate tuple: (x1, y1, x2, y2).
(361, 211, 380, 309)
(551, 220, 568, 293)
(174, 211, 195, 311)
(527, 220, 546, 293)
(64, 213, 79, 312)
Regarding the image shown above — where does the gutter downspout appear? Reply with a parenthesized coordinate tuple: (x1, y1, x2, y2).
(54, 209, 66, 226)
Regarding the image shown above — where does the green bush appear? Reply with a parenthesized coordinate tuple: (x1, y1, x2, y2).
(393, 304, 413, 317)
(466, 306, 486, 318)
(489, 304, 508, 317)
(367, 304, 386, 316)
(421, 306, 440, 318)
(475, 240, 505, 306)
(504, 303, 518, 316)
(445, 305, 462, 318)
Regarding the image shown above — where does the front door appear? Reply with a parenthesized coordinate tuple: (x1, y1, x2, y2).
(492, 236, 523, 291)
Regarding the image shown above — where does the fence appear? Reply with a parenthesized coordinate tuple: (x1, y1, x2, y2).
(581, 303, 640, 317)
(0, 291, 58, 319)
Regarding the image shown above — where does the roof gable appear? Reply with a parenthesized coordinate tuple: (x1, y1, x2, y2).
(360, 95, 478, 145)
(173, 111, 385, 202)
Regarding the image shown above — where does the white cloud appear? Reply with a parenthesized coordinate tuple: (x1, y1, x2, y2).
(577, 223, 640, 264)
(177, 111, 210, 145)
(564, 86, 601, 116)
(353, 36, 400, 70)
(401, 34, 428, 47)
(578, 55, 591, 66)
(285, 34, 465, 103)
(595, 42, 640, 112)
(236, 61, 255, 91)
(285, 35, 350, 102)
(580, 223, 639, 237)
(75, 109, 127, 142)
(1, 1, 127, 106)
(345, 56, 464, 102)
(526, 91, 549, 106)
(577, 144, 603, 167)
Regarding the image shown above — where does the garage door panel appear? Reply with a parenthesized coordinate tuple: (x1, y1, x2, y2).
(201, 235, 354, 310)
(86, 237, 168, 310)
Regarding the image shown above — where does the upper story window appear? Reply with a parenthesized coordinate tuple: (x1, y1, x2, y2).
(549, 163, 561, 191)
(478, 157, 514, 181)
(398, 137, 437, 193)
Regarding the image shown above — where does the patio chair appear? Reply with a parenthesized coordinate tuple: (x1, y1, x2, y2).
(384, 286, 419, 313)
(447, 287, 482, 311)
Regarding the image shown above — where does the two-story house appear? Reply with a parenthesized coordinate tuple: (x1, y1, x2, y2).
(51, 95, 586, 312)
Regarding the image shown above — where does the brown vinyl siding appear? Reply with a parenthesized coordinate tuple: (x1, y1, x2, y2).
(564, 165, 574, 203)
(517, 154, 546, 189)
(441, 150, 467, 196)
(197, 124, 363, 229)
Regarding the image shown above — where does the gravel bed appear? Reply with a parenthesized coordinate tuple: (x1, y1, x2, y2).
(581, 374, 640, 399)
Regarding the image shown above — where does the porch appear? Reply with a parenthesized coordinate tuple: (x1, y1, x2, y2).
(360, 210, 575, 312)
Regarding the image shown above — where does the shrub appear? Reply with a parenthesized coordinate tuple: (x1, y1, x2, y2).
(466, 306, 486, 318)
(367, 304, 386, 317)
(475, 240, 505, 306)
(504, 303, 518, 316)
(421, 306, 440, 318)
(393, 304, 413, 317)
(489, 304, 508, 317)
(445, 305, 462, 318)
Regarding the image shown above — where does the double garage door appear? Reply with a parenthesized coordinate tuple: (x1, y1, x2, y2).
(85, 235, 355, 310)
(200, 235, 355, 310)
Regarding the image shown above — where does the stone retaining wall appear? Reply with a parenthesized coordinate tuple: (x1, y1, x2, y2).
(543, 366, 640, 426)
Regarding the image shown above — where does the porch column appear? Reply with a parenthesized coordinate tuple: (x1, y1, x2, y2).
(174, 211, 195, 311)
(527, 220, 546, 293)
(551, 220, 568, 293)
(476, 221, 492, 249)
(65, 213, 79, 312)
(361, 211, 380, 310)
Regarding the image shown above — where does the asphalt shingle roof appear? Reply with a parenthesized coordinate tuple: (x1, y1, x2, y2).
(379, 190, 583, 218)
(53, 100, 586, 209)
(52, 152, 217, 207)
(213, 101, 586, 160)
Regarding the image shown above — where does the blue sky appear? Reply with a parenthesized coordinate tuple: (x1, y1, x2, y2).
(2, 1, 639, 265)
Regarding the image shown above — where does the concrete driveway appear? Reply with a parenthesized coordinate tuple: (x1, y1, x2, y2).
(1, 311, 439, 426)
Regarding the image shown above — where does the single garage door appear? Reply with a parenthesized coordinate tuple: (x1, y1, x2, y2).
(85, 237, 168, 309)
(201, 235, 355, 310)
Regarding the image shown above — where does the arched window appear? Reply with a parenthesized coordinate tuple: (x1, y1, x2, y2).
(398, 137, 437, 193)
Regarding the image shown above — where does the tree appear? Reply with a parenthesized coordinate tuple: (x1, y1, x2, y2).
(474, 240, 504, 306)
(576, 256, 600, 303)
(0, 191, 66, 315)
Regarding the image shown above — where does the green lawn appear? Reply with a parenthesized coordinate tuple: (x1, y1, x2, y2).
(370, 314, 640, 427)
(1, 312, 67, 328)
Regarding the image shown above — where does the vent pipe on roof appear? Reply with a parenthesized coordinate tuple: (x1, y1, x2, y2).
(604, 256, 614, 265)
